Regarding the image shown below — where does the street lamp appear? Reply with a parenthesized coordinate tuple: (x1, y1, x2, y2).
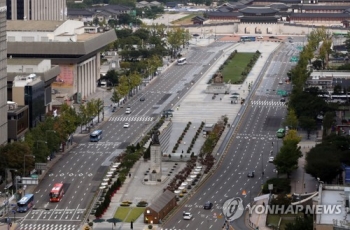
(23, 155, 35, 178)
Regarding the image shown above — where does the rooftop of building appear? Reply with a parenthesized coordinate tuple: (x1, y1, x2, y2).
(7, 29, 117, 57)
(7, 58, 43, 65)
(7, 20, 66, 31)
(317, 186, 350, 225)
(310, 71, 350, 78)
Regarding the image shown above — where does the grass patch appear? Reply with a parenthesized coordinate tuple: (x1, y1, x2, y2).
(114, 207, 130, 221)
(280, 218, 295, 230)
(114, 207, 145, 223)
(222, 53, 255, 83)
(124, 207, 145, 222)
(172, 13, 203, 25)
(266, 213, 302, 229)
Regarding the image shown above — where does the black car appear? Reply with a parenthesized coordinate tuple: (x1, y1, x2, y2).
(247, 172, 255, 178)
(140, 96, 145, 101)
(269, 36, 276, 39)
(280, 98, 286, 102)
(204, 201, 213, 210)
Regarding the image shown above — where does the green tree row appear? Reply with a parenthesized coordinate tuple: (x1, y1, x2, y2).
(0, 99, 105, 180)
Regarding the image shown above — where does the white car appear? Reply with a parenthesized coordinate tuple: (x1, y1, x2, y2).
(257, 36, 263, 39)
(183, 212, 192, 220)
(269, 156, 274, 163)
(123, 123, 130, 128)
(125, 107, 131, 114)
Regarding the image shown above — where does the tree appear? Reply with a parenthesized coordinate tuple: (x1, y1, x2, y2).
(104, 69, 119, 86)
(274, 139, 302, 178)
(285, 216, 313, 230)
(96, 98, 104, 122)
(299, 116, 317, 139)
(283, 109, 298, 130)
(305, 144, 341, 183)
(116, 75, 131, 99)
(283, 130, 302, 144)
(111, 88, 121, 106)
(0, 142, 33, 177)
(322, 111, 335, 137)
(128, 72, 142, 95)
(78, 104, 90, 133)
(167, 28, 185, 58)
(345, 31, 350, 53)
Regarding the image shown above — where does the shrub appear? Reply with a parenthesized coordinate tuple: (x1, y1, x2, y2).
(148, 225, 153, 229)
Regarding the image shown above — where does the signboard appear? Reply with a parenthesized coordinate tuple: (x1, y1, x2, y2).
(31, 174, 38, 179)
(35, 163, 47, 170)
(21, 177, 38, 185)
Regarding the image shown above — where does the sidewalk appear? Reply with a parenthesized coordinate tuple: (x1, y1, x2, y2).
(291, 136, 318, 194)
(247, 198, 270, 230)
(247, 135, 319, 230)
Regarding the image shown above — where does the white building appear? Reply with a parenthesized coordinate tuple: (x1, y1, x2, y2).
(7, 20, 117, 103)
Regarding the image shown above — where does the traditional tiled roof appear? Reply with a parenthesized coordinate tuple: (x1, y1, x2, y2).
(269, 3, 289, 10)
(217, 6, 236, 13)
(239, 15, 280, 22)
(291, 4, 349, 10)
(150, 1, 162, 5)
(239, 7, 279, 14)
(192, 16, 206, 21)
(207, 11, 242, 17)
(166, 2, 178, 8)
(239, 0, 254, 5)
(290, 13, 350, 18)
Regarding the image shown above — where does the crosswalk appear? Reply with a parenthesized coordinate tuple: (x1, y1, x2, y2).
(251, 100, 286, 107)
(236, 133, 277, 140)
(108, 116, 154, 122)
(18, 223, 78, 230)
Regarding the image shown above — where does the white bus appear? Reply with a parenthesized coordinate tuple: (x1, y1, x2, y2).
(177, 58, 187, 65)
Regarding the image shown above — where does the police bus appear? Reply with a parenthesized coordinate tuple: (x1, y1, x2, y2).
(177, 58, 187, 65)
(90, 130, 103, 142)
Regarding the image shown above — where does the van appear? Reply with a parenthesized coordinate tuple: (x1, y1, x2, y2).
(125, 107, 131, 114)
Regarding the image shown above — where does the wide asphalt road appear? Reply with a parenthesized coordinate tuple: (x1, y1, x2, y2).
(163, 40, 300, 230)
(15, 41, 235, 230)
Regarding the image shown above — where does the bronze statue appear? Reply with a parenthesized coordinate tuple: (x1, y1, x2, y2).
(212, 72, 223, 84)
(151, 130, 160, 145)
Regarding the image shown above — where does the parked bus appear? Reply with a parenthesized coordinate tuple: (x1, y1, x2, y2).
(17, 194, 34, 213)
(333, 32, 347, 36)
(276, 128, 286, 138)
(177, 58, 187, 65)
(49, 183, 64, 202)
(90, 130, 102, 142)
(240, 36, 256, 42)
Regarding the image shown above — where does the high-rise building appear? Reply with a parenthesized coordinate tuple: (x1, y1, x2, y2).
(6, 0, 66, 21)
(0, 0, 8, 145)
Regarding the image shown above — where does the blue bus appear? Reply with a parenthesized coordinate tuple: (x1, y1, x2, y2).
(17, 194, 34, 213)
(90, 130, 102, 142)
(240, 36, 256, 42)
